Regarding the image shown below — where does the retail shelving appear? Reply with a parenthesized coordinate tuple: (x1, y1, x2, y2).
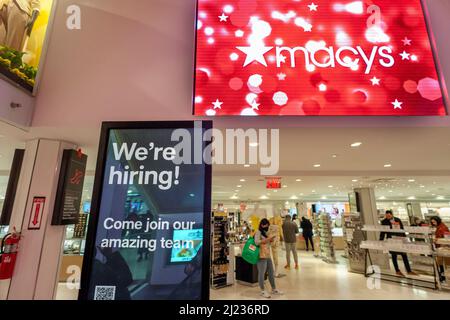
(342, 212, 366, 273)
(436, 238, 450, 290)
(211, 211, 232, 289)
(362, 225, 440, 290)
(314, 213, 337, 264)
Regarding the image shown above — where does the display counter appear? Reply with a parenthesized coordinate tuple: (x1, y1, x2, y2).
(59, 254, 84, 283)
(296, 235, 345, 250)
(235, 255, 259, 286)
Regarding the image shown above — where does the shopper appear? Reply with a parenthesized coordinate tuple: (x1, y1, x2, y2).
(254, 218, 284, 298)
(379, 210, 418, 277)
(292, 214, 300, 228)
(300, 216, 314, 252)
(282, 215, 299, 270)
(411, 217, 425, 227)
(430, 216, 449, 282)
(410, 217, 427, 242)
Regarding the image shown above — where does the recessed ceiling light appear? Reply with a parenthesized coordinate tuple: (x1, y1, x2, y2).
(314, 164, 321, 168)
(351, 142, 362, 147)
(237, 185, 242, 188)
(328, 185, 333, 188)
(437, 196, 445, 200)
(321, 196, 327, 200)
(244, 164, 250, 168)
(230, 195, 239, 200)
(379, 196, 386, 200)
(407, 196, 416, 200)
(312, 190, 316, 193)
(290, 195, 298, 200)
(189, 193, 195, 197)
(408, 179, 415, 182)
(389, 190, 393, 193)
(296, 179, 302, 182)
(240, 179, 246, 182)
(249, 142, 259, 147)
(384, 164, 392, 168)
(420, 185, 425, 188)
(282, 185, 288, 188)
(332, 154, 338, 158)
(259, 195, 268, 200)
(352, 179, 358, 182)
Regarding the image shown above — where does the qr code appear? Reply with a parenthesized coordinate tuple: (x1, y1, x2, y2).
(94, 286, 116, 300)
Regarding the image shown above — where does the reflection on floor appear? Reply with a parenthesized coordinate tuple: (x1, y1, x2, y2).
(56, 250, 450, 300)
(211, 251, 450, 300)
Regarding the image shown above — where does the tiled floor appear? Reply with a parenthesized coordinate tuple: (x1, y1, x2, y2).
(211, 251, 450, 300)
(56, 251, 450, 300)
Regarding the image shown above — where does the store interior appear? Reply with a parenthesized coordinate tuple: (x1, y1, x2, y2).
(1, 124, 450, 299)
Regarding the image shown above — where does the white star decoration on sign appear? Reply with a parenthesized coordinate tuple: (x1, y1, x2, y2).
(212, 99, 223, 109)
(250, 101, 260, 110)
(236, 45, 273, 67)
(402, 37, 412, 46)
(400, 51, 411, 60)
(308, 3, 318, 11)
(392, 99, 403, 109)
(370, 76, 381, 86)
(219, 13, 228, 22)
(277, 73, 287, 81)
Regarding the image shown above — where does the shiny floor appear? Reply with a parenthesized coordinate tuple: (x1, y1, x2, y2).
(211, 251, 450, 300)
(56, 250, 450, 300)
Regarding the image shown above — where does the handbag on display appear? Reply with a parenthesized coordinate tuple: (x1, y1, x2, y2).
(242, 237, 260, 265)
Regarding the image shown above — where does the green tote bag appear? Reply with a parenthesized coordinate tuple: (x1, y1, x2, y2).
(241, 237, 260, 265)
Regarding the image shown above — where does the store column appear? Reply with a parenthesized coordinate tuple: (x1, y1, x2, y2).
(3, 139, 77, 300)
(353, 187, 390, 270)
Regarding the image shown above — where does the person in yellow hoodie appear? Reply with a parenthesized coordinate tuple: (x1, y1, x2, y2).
(0, 0, 40, 51)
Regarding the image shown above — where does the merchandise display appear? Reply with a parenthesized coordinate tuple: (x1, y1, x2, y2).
(362, 225, 439, 290)
(342, 212, 366, 273)
(436, 238, 450, 289)
(211, 211, 231, 289)
(314, 213, 336, 263)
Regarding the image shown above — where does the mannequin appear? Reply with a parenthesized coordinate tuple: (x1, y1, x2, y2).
(269, 216, 283, 278)
(0, 0, 40, 51)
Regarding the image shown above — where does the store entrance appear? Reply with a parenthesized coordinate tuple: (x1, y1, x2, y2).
(207, 126, 450, 300)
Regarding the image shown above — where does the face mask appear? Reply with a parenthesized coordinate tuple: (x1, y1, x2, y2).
(263, 226, 269, 232)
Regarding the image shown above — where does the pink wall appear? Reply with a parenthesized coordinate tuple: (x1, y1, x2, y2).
(32, 0, 450, 132)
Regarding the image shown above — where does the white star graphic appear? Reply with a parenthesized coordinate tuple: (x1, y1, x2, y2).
(402, 37, 412, 46)
(308, 3, 318, 11)
(303, 24, 313, 32)
(212, 99, 223, 109)
(370, 76, 381, 86)
(236, 45, 273, 67)
(250, 101, 260, 110)
(392, 99, 403, 109)
(400, 51, 411, 60)
(277, 73, 287, 81)
(218, 13, 228, 22)
(278, 55, 287, 64)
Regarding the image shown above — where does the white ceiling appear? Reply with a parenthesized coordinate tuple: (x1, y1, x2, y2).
(212, 175, 450, 202)
(1, 122, 450, 202)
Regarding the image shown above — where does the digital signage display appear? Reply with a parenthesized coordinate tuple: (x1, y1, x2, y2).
(0, 0, 55, 93)
(170, 229, 203, 263)
(80, 121, 212, 301)
(194, 0, 447, 116)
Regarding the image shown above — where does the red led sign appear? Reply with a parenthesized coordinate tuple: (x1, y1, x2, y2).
(194, 0, 447, 116)
(266, 177, 282, 189)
